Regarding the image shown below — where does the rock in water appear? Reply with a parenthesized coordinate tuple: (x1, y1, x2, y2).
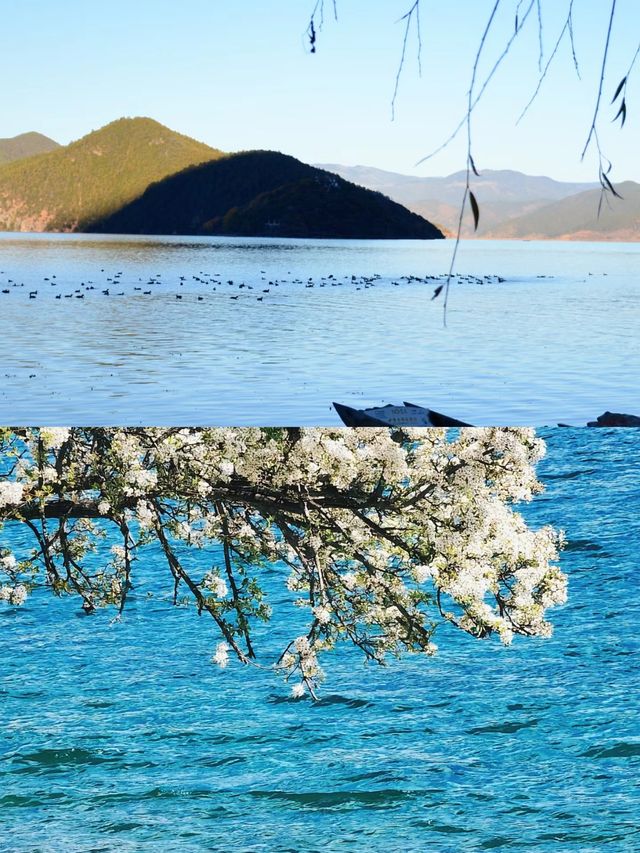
(587, 411, 640, 427)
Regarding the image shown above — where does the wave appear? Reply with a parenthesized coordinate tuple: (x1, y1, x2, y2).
(581, 742, 640, 759)
(467, 719, 539, 735)
(11, 747, 121, 768)
(249, 788, 415, 809)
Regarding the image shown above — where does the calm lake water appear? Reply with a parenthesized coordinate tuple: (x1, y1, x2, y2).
(0, 234, 638, 425)
(1, 428, 639, 851)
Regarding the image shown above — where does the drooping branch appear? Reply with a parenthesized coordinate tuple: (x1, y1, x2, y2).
(150, 498, 252, 663)
(581, 0, 617, 160)
(0, 427, 566, 697)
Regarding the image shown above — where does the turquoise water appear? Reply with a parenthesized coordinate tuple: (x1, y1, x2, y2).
(1, 428, 639, 851)
(0, 234, 638, 425)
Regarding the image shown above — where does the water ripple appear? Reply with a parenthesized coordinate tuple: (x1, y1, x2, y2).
(0, 430, 639, 849)
(0, 235, 638, 424)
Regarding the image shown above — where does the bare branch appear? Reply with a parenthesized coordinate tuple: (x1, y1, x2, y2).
(517, 1, 576, 125)
(391, 1, 422, 121)
(417, 1, 536, 166)
(581, 0, 617, 160)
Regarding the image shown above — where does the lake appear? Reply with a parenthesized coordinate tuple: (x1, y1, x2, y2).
(0, 234, 638, 425)
(1, 428, 638, 851)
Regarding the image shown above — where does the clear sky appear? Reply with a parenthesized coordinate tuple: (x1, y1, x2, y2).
(2, 0, 639, 181)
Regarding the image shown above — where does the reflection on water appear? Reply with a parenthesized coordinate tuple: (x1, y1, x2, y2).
(0, 234, 638, 424)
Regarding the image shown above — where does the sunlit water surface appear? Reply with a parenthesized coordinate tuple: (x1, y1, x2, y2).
(1, 429, 639, 851)
(0, 234, 638, 425)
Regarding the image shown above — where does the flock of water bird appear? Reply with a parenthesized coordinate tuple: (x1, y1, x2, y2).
(0, 268, 523, 302)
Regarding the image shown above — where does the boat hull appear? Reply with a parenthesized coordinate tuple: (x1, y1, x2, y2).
(333, 402, 473, 428)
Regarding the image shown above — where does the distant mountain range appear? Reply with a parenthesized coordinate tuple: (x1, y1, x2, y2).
(0, 119, 636, 239)
(0, 131, 60, 166)
(0, 119, 442, 239)
(317, 164, 639, 241)
(484, 181, 640, 241)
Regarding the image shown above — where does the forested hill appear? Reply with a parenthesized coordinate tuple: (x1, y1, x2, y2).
(0, 132, 60, 165)
(90, 150, 444, 239)
(0, 118, 223, 232)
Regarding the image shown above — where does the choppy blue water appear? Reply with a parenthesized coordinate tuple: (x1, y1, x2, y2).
(0, 234, 638, 425)
(1, 428, 639, 851)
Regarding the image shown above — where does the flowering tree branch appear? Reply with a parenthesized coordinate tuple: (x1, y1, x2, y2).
(0, 427, 566, 697)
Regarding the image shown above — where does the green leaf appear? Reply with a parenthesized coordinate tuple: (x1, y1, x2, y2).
(611, 76, 627, 104)
(613, 99, 627, 127)
(469, 191, 480, 231)
(601, 171, 623, 200)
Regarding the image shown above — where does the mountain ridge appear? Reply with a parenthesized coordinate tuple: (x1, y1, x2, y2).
(314, 163, 631, 239)
(484, 181, 640, 241)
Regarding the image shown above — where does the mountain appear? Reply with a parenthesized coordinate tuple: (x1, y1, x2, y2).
(90, 150, 444, 240)
(0, 132, 60, 165)
(484, 181, 640, 241)
(316, 164, 598, 237)
(0, 117, 223, 232)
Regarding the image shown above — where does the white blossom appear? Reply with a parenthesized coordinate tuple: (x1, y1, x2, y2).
(212, 642, 230, 668)
(294, 636, 311, 654)
(341, 572, 357, 590)
(135, 500, 154, 529)
(0, 481, 24, 508)
(203, 572, 228, 598)
(312, 604, 332, 624)
(0, 584, 28, 606)
(1, 554, 17, 571)
(39, 427, 70, 449)
(413, 565, 432, 584)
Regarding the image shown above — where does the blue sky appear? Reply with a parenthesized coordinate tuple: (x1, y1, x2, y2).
(2, 0, 639, 181)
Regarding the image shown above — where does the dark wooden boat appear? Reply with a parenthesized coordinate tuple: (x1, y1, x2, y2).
(333, 401, 473, 428)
